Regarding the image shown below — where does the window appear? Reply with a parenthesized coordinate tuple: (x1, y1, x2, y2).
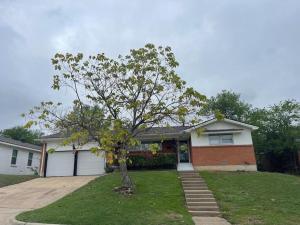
(11, 149, 18, 165)
(209, 134, 233, 145)
(131, 142, 162, 151)
(27, 152, 33, 167)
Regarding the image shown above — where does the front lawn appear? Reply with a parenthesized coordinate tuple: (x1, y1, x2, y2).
(201, 171, 300, 225)
(0, 174, 37, 188)
(17, 171, 193, 225)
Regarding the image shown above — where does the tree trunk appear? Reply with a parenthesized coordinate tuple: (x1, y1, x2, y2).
(119, 160, 134, 189)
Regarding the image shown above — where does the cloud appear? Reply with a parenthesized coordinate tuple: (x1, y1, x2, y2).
(0, 0, 299, 129)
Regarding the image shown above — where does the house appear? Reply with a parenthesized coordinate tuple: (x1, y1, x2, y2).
(39, 118, 258, 176)
(0, 136, 41, 175)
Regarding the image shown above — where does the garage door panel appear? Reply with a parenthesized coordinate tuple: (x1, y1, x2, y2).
(46, 152, 74, 177)
(77, 151, 105, 175)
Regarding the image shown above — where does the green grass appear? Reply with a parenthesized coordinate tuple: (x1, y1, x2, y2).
(201, 171, 300, 225)
(17, 171, 193, 225)
(0, 174, 37, 188)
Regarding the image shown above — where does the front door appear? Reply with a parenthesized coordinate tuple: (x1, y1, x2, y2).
(179, 141, 189, 163)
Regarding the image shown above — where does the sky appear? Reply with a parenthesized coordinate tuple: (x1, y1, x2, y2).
(0, 0, 300, 130)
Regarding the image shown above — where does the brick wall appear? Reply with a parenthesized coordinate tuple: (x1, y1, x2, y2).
(191, 145, 256, 166)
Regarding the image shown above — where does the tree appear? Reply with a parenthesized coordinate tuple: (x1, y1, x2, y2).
(0, 126, 42, 145)
(248, 100, 300, 171)
(202, 90, 251, 121)
(201, 90, 300, 172)
(24, 44, 206, 191)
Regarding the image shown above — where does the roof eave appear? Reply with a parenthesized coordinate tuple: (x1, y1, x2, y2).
(0, 141, 41, 152)
(183, 118, 259, 132)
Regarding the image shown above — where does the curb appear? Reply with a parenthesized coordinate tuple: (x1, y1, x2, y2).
(10, 218, 65, 225)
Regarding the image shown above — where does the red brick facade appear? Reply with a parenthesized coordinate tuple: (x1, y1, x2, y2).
(191, 145, 256, 166)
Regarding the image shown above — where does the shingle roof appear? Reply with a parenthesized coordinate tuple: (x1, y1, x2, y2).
(41, 126, 193, 140)
(40, 132, 66, 139)
(0, 136, 41, 150)
(136, 126, 192, 136)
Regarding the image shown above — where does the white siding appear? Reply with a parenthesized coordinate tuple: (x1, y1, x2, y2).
(191, 121, 253, 147)
(77, 151, 105, 176)
(46, 151, 74, 176)
(202, 121, 241, 130)
(47, 140, 98, 152)
(0, 144, 40, 175)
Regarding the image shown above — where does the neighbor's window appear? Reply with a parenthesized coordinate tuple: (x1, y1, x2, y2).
(131, 142, 162, 151)
(27, 152, 33, 167)
(209, 134, 233, 145)
(11, 149, 18, 165)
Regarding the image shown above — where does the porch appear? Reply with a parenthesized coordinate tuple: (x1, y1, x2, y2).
(128, 138, 194, 171)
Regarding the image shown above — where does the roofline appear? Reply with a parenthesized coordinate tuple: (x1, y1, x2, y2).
(37, 137, 65, 142)
(0, 141, 41, 152)
(39, 133, 190, 142)
(183, 118, 259, 132)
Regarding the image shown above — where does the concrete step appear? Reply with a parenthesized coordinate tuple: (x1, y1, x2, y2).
(180, 173, 199, 175)
(185, 193, 213, 198)
(179, 170, 199, 174)
(187, 202, 218, 206)
(182, 184, 207, 187)
(189, 210, 221, 217)
(186, 197, 216, 202)
(182, 181, 206, 184)
(180, 174, 199, 177)
(181, 177, 204, 180)
(184, 189, 212, 193)
(183, 182, 207, 185)
(188, 205, 219, 211)
(179, 171, 198, 174)
(181, 174, 202, 176)
(182, 180, 206, 183)
(181, 179, 205, 183)
(183, 186, 208, 190)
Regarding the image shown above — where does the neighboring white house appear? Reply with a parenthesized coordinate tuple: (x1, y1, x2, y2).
(0, 136, 41, 175)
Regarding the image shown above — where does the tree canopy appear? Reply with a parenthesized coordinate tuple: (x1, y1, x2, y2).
(202, 90, 251, 121)
(0, 126, 42, 145)
(248, 100, 300, 171)
(24, 44, 207, 190)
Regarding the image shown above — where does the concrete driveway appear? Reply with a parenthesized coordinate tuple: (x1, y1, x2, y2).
(0, 176, 97, 225)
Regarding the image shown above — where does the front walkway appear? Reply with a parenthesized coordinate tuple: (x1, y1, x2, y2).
(179, 171, 232, 225)
(193, 217, 232, 225)
(0, 176, 96, 225)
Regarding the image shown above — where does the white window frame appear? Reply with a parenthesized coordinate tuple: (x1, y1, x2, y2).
(209, 134, 234, 145)
(11, 149, 18, 165)
(27, 152, 33, 167)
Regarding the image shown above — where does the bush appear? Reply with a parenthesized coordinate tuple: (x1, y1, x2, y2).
(105, 164, 114, 173)
(128, 153, 177, 170)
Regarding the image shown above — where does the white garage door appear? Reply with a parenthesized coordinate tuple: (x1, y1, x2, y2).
(77, 151, 105, 176)
(46, 151, 74, 177)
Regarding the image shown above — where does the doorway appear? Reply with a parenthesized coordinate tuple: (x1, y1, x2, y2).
(179, 141, 190, 163)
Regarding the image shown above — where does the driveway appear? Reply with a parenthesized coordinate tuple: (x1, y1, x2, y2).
(0, 176, 97, 225)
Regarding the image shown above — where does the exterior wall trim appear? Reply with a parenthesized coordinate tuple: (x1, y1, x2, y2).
(192, 144, 254, 148)
(0, 141, 40, 152)
(194, 164, 257, 171)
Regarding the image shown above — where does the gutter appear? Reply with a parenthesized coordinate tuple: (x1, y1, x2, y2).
(0, 141, 41, 152)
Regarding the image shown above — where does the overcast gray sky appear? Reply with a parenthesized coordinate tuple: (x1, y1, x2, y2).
(0, 0, 300, 130)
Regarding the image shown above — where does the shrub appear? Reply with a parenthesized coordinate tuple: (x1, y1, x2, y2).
(128, 153, 177, 170)
(105, 163, 114, 173)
